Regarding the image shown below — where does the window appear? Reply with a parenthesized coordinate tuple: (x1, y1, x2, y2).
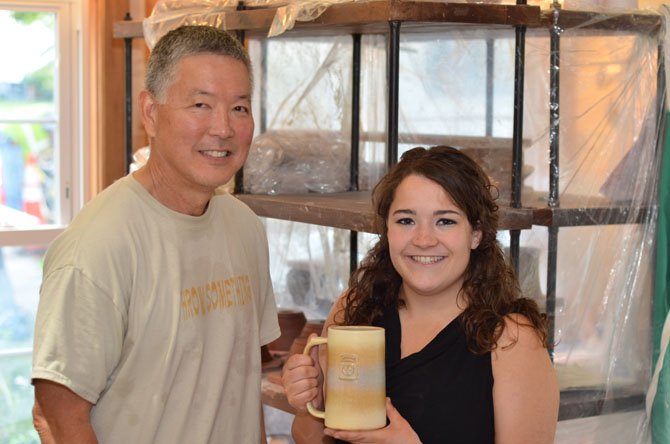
(0, 2, 82, 442)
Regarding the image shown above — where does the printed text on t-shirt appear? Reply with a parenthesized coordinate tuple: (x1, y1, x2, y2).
(180, 275, 252, 320)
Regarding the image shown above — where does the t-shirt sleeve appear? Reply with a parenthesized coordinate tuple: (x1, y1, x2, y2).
(32, 266, 126, 404)
(254, 221, 280, 346)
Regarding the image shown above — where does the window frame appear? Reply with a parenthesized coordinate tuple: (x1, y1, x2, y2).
(0, 0, 84, 247)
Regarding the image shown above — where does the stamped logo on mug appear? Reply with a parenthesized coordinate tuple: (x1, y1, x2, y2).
(338, 353, 358, 380)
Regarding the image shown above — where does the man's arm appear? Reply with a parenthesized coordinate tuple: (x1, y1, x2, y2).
(32, 401, 54, 444)
(33, 379, 98, 444)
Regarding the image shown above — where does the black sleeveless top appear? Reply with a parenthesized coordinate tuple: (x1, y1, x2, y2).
(337, 307, 494, 444)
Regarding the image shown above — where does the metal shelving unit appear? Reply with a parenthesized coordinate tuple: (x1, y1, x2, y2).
(113, 0, 663, 422)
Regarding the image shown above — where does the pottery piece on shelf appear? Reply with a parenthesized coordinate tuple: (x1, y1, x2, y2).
(289, 320, 326, 356)
(261, 344, 274, 362)
(261, 344, 284, 372)
(269, 309, 307, 352)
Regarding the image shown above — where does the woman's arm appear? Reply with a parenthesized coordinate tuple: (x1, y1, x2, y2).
(491, 314, 559, 444)
(33, 379, 98, 444)
(292, 412, 334, 444)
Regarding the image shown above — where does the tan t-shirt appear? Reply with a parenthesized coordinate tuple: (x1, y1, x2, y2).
(32, 174, 280, 443)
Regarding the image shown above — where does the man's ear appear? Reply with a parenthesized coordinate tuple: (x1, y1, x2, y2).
(139, 90, 158, 138)
(471, 229, 482, 250)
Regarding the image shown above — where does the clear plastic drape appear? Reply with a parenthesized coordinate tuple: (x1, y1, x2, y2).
(521, 7, 661, 443)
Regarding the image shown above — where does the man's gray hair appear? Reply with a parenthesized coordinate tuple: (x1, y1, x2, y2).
(145, 25, 252, 102)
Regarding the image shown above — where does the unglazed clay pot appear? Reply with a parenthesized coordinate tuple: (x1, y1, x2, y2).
(289, 320, 326, 356)
(269, 309, 307, 352)
(261, 344, 274, 363)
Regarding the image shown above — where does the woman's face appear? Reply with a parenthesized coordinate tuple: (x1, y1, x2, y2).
(387, 174, 481, 303)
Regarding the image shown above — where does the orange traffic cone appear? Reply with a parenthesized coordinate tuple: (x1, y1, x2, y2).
(22, 153, 45, 223)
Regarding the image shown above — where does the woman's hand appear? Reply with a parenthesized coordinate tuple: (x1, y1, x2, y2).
(323, 398, 421, 444)
(281, 334, 323, 413)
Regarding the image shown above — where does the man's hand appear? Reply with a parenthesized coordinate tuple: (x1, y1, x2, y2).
(281, 334, 323, 413)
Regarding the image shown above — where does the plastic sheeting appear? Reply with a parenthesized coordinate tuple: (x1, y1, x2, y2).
(143, 0, 357, 44)
(144, 0, 238, 48)
(518, 15, 660, 444)
(144, 2, 666, 442)
(246, 34, 375, 320)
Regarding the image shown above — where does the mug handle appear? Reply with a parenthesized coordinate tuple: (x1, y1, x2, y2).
(303, 336, 328, 419)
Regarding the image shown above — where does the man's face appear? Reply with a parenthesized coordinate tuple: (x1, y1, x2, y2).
(143, 53, 254, 195)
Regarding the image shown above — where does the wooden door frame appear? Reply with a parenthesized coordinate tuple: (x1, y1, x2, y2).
(89, 0, 151, 196)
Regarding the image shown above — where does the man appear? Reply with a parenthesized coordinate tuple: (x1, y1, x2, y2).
(31, 25, 280, 443)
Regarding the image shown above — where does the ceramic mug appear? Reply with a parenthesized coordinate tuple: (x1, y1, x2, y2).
(303, 325, 386, 430)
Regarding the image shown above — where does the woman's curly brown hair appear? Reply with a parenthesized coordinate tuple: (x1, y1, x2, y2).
(339, 146, 548, 353)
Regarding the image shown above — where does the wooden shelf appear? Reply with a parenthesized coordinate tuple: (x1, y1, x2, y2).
(237, 192, 376, 232)
(539, 8, 661, 33)
(530, 205, 651, 227)
(236, 191, 534, 232)
(237, 191, 649, 232)
(113, 20, 144, 39)
(114, 2, 660, 40)
(114, 1, 542, 39)
(245, 128, 526, 149)
(518, 192, 652, 227)
(558, 386, 644, 421)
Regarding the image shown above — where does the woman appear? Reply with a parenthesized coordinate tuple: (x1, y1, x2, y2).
(282, 146, 559, 444)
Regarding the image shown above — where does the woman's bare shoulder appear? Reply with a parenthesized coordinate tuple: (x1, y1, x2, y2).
(495, 313, 545, 351)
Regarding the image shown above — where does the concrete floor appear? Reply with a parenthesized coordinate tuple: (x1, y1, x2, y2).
(264, 405, 295, 443)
